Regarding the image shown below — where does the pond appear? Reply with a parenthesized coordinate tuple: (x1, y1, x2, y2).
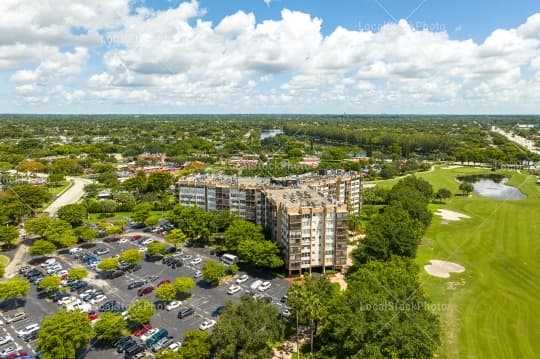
(260, 129, 284, 140)
(472, 178, 526, 200)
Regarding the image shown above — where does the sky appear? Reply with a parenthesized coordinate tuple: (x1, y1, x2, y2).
(1, 0, 540, 114)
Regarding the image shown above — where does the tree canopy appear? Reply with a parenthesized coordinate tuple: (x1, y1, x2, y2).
(93, 312, 127, 342)
(127, 299, 155, 324)
(37, 309, 93, 359)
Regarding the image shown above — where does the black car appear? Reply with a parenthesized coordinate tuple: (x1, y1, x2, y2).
(126, 264, 141, 273)
(171, 259, 183, 269)
(116, 340, 137, 353)
(37, 291, 49, 299)
(22, 328, 39, 342)
(212, 305, 226, 317)
(113, 336, 132, 348)
(127, 281, 145, 290)
(99, 300, 125, 313)
(162, 257, 174, 265)
(70, 281, 88, 291)
(51, 291, 70, 302)
(106, 270, 125, 279)
(19, 265, 32, 275)
(24, 268, 42, 278)
(178, 307, 195, 319)
(164, 246, 177, 254)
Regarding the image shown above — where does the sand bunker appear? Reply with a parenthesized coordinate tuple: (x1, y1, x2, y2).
(424, 260, 465, 278)
(435, 209, 470, 222)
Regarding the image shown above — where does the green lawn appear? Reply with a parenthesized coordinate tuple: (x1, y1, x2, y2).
(383, 166, 540, 358)
(0, 255, 9, 267)
(48, 180, 71, 196)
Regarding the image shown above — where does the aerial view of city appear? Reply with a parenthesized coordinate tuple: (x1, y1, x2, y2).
(1, 1, 540, 359)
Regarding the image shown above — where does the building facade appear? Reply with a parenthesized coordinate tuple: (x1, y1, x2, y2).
(176, 170, 361, 274)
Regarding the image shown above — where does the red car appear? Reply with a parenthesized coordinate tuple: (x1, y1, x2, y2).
(157, 279, 171, 287)
(130, 235, 142, 242)
(87, 311, 99, 321)
(133, 323, 153, 336)
(7, 351, 28, 359)
(137, 286, 154, 296)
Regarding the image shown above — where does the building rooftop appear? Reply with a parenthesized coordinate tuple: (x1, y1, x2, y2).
(264, 186, 345, 209)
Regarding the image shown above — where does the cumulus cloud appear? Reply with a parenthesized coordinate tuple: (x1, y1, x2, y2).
(2, 0, 540, 112)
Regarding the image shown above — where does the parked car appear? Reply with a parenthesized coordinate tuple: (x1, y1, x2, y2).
(257, 281, 272, 292)
(137, 286, 154, 296)
(141, 238, 154, 245)
(193, 270, 203, 279)
(199, 319, 216, 330)
(168, 341, 182, 352)
(0, 347, 17, 357)
(21, 328, 39, 342)
(250, 280, 263, 291)
(16, 323, 40, 337)
(177, 307, 195, 319)
(227, 284, 242, 295)
(166, 301, 182, 311)
(0, 335, 13, 346)
(236, 274, 249, 284)
(140, 328, 159, 342)
(189, 258, 202, 266)
(128, 281, 145, 290)
(126, 264, 142, 273)
(90, 294, 107, 304)
(133, 324, 153, 337)
(94, 247, 110, 256)
(5, 311, 26, 324)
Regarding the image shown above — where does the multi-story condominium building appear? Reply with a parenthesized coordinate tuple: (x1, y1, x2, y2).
(176, 170, 361, 274)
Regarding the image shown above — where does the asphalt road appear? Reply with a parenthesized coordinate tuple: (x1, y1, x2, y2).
(43, 177, 93, 216)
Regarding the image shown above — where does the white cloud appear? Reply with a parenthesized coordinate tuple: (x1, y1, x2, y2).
(1, 1, 540, 112)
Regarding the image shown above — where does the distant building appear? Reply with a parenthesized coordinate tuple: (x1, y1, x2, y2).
(176, 170, 362, 274)
(298, 157, 320, 168)
(514, 123, 536, 129)
(228, 155, 259, 168)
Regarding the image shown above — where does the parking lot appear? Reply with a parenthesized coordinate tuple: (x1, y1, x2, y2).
(1, 230, 291, 358)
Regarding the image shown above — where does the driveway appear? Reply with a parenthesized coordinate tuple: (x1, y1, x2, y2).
(43, 177, 93, 216)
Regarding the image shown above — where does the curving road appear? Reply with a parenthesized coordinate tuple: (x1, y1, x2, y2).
(43, 176, 93, 216)
(491, 126, 540, 155)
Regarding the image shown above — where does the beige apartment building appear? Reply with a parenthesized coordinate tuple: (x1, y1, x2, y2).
(176, 170, 361, 274)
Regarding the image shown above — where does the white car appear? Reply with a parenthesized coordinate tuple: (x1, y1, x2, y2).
(168, 341, 182, 352)
(58, 296, 76, 306)
(190, 258, 202, 266)
(199, 319, 216, 330)
(250, 280, 263, 291)
(54, 269, 69, 277)
(166, 301, 182, 311)
(0, 335, 13, 346)
(257, 281, 271, 292)
(235, 274, 249, 284)
(79, 289, 95, 299)
(90, 294, 107, 304)
(141, 238, 154, 245)
(227, 285, 242, 295)
(16, 323, 40, 336)
(69, 247, 83, 254)
(46, 265, 63, 274)
(138, 246, 147, 252)
(140, 328, 159, 342)
(193, 270, 203, 279)
(119, 238, 128, 244)
(42, 258, 57, 267)
(0, 347, 17, 357)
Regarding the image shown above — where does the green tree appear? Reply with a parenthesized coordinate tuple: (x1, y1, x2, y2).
(146, 172, 174, 193)
(97, 258, 119, 272)
(25, 216, 77, 248)
(317, 257, 440, 359)
(155, 283, 177, 303)
(237, 237, 283, 269)
(353, 204, 422, 263)
(93, 312, 127, 342)
(120, 248, 143, 264)
(177, 329, 211, 359)
(38, 276, 62, 292)
(211, 295, 284, 359)
(119, 248, 143, 264)
(73, 226, 98, 242)
(459, 182, 474, 196)
(68, 267, 88, 280)
(223, 219, 264, 253)
(201, 260, 225, 285)
(29, 239, 56, 256)
(57, 204, 87, 227)
(434, 188, 452, 203)
(168, 205, 213, 240)
(155, 350, 181, 359)
(165, 229, 188, 249)
(0, 276, 30, 301)
(36, 309, 93, 359)
(147, 242, 167, 256)
(144, 215, 160, 227)
(0, 225, 19, 249)
(173, 276, 195, 295)
(127, 299, 155, 324)
(132, 202, 152, 223)
(227, 263, 238, 275)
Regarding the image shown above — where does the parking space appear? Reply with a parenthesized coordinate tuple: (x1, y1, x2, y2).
(2, 230, 291, 358)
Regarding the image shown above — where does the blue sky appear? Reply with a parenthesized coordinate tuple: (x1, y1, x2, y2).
(2, 0, 540, 113)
